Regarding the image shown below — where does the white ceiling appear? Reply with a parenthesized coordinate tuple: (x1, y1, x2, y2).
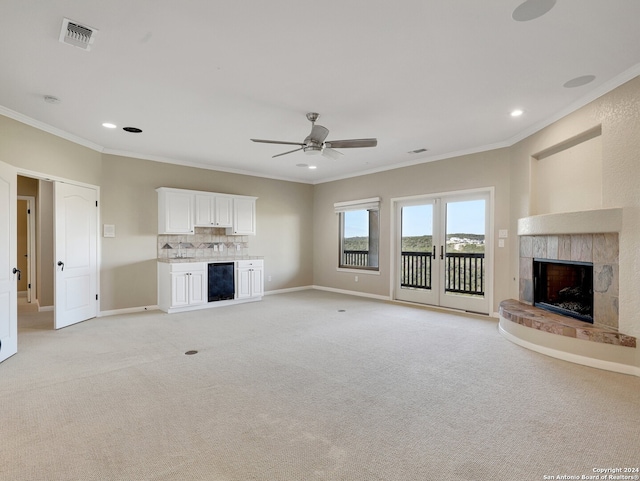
(1, 1, 639, 184)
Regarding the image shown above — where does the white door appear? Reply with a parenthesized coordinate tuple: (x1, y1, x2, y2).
(395, 191, 491, 314)
(439, 193, 490, 314)
(0, 160, 17, 363)
(395, 199, 440, 306)
(54, 182, 98, 329)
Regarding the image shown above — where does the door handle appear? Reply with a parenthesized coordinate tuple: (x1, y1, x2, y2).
(57, 261, 65, 271)
(440, 246, 444, 260)
(12, 268, 21, 281)
(432, 245, 436, 259)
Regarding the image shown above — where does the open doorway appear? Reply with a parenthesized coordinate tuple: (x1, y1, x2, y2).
(17, 175, 54, 326)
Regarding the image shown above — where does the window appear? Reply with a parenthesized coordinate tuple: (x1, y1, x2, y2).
(335, 198, 380, 270)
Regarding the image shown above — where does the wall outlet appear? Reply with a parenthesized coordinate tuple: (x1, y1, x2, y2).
(355, 276, 359, 282)
(268, 275, 272, 282)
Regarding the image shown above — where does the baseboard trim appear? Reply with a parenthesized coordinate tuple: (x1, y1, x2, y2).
(311, 285, 390, 301)
(498, 321, 640, 377)
(264, 286, 313, 296)
(98, 305, 160, 317)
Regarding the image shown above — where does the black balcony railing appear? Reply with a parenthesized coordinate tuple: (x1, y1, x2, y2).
(342, 250, 369, 267)
(444, 252, 484, 296)
(401, 251, 433, 289)
(343, 250, 485, 296)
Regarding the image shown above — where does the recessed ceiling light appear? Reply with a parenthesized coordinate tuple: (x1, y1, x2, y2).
(123, 127, 143, 133)
(511, 109, 524, 117)
(512, 0, 556, 22)
(308, 165, 317, 170)
(563, 75, 596, 88)
(102, 122, 117, 129)
(44, 95, 60, 104)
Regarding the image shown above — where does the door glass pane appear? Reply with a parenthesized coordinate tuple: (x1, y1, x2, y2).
(400, 204, 433, 291)
(445, 199, 485, 297)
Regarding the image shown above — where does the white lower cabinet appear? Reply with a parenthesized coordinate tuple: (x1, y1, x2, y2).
(236, 260, 264, 299)
(159, 262, 206, 312)
(158, 259, 263, 313)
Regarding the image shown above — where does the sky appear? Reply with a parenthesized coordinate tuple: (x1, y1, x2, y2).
(344, 200, 486, 238)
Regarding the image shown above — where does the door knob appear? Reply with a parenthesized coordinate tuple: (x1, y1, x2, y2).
(12, 268, 21, 281)
(57, 261, 65, 271)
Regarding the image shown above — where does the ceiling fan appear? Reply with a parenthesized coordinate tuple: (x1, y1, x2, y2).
(251, 112, 377, 160)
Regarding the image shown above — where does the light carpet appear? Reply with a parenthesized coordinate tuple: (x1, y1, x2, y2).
(2, 290, 639, 480)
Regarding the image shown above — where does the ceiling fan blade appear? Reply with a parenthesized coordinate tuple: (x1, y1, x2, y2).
(322, 147, 343, 160)
(251, 139, 305, 146)
(272, 147, 303, 158)
(309, 125, 329, 143)
(325, 138, 377, 149)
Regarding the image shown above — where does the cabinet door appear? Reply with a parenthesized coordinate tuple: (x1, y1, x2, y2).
(171, 273, 190, 307)
(189, 270, 207, 305)
(160, 191, 194, 234)
(214, 196, 233, 227)
(195, 194, 215, 226)
(250, 268, 264, 297)
(231, 197, 256, 235)
(236, 268, 252, 299)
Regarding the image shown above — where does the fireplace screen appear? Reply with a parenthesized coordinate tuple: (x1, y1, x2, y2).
(533, 259, 593, 323)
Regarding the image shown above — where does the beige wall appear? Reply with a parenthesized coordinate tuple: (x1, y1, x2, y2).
(312, 149, 511, 312)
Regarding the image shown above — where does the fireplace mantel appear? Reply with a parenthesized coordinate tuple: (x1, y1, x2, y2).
(518, 208, 622, 236)
(503, 207, 635, 375)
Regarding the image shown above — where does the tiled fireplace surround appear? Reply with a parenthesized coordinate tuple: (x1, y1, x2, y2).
(519, 233, 619, 330)
(500, 208, 637, 352)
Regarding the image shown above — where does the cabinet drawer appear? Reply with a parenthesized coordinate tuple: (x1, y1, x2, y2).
(236, 259, 263, 269)
(169, 262, 205, 273)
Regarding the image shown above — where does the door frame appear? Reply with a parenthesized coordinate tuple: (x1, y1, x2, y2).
(390, 187, 494, 314)
(16, 168, 101, 317)
(17, 195, 36, 304)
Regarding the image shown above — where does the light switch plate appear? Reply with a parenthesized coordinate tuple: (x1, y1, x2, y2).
(499, 229, 508, 238)
(103, 224, 115, 238)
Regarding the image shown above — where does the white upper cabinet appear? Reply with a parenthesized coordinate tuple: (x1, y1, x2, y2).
(158, 188, 256, 235)
(215, 195, 234, 227)
(195, 194, 233, 227)
(227, 196, 257, 235)
(157, 188, 194, 234)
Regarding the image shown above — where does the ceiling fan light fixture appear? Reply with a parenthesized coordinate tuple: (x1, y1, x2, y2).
(304, 144, 322, 155)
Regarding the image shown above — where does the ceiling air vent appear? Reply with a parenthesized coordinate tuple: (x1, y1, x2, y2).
(59, 18, 97, 51)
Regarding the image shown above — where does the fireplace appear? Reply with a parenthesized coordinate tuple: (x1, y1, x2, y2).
(533, 258, 593, 323)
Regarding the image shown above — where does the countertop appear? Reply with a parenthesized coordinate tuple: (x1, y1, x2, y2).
(158, 256, 263, 263)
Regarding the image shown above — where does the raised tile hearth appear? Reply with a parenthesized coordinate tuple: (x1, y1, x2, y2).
(500, 299, 635, 348)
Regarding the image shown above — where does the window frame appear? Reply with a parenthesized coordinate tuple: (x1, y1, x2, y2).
(334, 197, 381, 273)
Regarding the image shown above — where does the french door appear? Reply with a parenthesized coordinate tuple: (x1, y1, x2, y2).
(394, 190, 491, 314)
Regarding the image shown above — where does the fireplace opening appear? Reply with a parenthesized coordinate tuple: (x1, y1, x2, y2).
(533, 258, 594, 323)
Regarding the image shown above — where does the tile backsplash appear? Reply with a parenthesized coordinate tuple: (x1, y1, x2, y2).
(158, 227, 249, 260)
